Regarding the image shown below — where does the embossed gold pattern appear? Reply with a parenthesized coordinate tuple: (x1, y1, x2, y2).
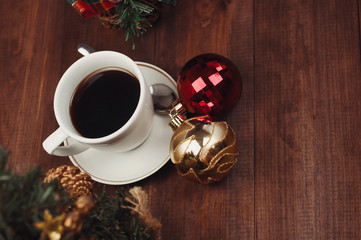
(170, 116, 238, 184)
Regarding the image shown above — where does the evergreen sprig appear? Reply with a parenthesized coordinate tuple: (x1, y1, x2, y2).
(81, 188, 151, 240)
(0, 147, 73, 240)
(114, 0, 154, 49)
(159, 0, 176, 6)
(0, 147, 154, 240)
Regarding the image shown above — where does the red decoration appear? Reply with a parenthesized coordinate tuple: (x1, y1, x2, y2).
(177, 53, 242, 116)
(69, 0, 116, 18)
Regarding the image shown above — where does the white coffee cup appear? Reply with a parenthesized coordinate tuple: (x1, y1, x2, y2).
(42, 51, 154, 156)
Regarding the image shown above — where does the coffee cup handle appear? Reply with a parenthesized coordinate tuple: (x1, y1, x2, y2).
(42, 128, 89, 156)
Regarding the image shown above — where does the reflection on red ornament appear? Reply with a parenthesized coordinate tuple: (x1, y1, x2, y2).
(177, 53, 242, 116)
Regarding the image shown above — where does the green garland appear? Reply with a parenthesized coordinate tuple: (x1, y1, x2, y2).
(113, 0, 154, 49)
(0, 147, 158, 240)
(0, 147, 72, 240)
(81, 189, 152, 239)
(67, 0, 176, 49)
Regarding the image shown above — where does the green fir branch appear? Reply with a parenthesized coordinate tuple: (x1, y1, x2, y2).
(114, 0, 153, 49)
(0, 146, 154, 240)
(0, 147, 73, 240)
(159, 0, 176, 7)
(81, 187, 152, 240)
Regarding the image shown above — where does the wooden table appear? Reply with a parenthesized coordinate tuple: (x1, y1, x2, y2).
(1, 0, 361, 239)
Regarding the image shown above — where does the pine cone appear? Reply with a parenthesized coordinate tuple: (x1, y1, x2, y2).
(44, 165, 93, 199)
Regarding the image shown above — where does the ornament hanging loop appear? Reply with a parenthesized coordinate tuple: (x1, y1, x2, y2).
(168, 99, 187, 131)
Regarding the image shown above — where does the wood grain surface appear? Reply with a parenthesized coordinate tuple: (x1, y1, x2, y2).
(1, 0, 361, 239)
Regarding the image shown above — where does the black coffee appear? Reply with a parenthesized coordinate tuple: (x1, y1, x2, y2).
(70, 67, 140, 138)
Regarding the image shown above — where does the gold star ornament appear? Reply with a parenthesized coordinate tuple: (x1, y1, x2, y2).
(34, 209, 65, 240)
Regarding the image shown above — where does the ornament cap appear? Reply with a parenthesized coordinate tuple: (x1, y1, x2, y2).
(168, 99, 187, 131)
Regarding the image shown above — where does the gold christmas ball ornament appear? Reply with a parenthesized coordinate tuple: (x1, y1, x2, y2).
(169, 116, 238, 184)
(44, 165, 94, 199)
(75, 195, 95, 215)
(63, 196, 95, 235)
(63, 211, 82, 235)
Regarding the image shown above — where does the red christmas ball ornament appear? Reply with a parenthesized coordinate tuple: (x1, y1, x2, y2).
(177, 53, 242, 116)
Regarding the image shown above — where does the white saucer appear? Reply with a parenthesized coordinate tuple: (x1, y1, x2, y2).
(66, 62, 177, 185)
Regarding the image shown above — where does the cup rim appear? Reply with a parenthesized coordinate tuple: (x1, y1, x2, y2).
(54, 51, 148, 144)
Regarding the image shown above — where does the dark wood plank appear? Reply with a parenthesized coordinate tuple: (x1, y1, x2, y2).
(0, 1, 68, 171)
(148, 0, 255, 239)
(2, 0, 361, 239)
(1, 1, 254, 239)
(255, 0, 361, 239)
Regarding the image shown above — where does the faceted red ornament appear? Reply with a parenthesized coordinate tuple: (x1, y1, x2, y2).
(177, 53, 242, 116)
